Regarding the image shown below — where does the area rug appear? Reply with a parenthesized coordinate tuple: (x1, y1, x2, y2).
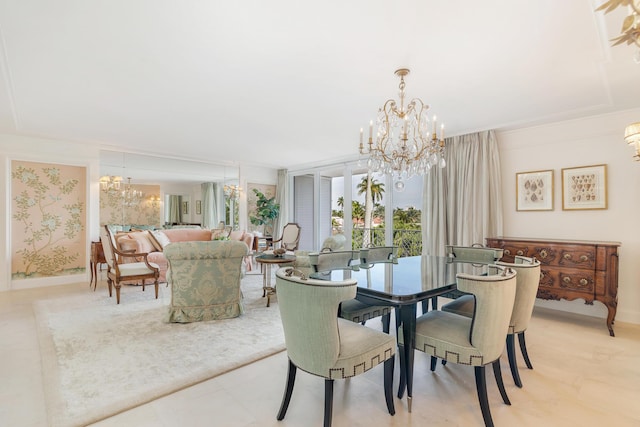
(34, 273, 284, 427)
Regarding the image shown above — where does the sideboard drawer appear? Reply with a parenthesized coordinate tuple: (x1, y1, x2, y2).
(539, 267, 595, 294)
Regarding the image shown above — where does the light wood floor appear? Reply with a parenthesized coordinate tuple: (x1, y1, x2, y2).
(1, 277, 639, 427)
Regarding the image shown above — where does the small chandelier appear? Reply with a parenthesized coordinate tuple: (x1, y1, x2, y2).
(359, 68, 446, 186)
(625, 122, 640, 160)
(122, 177, 143, 207)
(99, 175, 122, 192)
(597, 0, 640, 63)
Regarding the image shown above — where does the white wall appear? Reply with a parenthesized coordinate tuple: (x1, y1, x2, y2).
(497, 108, 640, 325)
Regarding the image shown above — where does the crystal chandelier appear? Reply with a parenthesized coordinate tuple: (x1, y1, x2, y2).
(625, 122, 640, 160)
(597, 0, 640, 63)
(122, 177, 143, 207)
(358, 68, 446, 186)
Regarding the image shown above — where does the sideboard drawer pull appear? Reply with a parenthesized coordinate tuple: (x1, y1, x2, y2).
(504, 249, 511, 256)
(563, 253, 572, 260)
(563, 277, 571, 284)
(580, 255, 588, 262)
(580, 278, 588, 286)
(516, 250, 524, 256)
(539, 249, 548, 259)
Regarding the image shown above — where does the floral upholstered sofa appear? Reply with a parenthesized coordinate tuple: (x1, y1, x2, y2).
(113, 228, 254, 283)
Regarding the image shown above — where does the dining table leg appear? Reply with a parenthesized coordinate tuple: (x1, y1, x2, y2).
(397, 303, 417, 412)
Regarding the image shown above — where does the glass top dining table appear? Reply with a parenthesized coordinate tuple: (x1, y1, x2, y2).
(310, 255, 489, 412)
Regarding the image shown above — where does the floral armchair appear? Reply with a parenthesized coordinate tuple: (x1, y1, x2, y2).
(163, 240, 249, 323)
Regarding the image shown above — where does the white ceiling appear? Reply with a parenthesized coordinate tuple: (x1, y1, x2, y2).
(0, 0, 638, 174)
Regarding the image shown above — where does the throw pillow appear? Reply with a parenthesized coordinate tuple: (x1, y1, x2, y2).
(127, 231, 156, 253)
(150, 230, 171, 249)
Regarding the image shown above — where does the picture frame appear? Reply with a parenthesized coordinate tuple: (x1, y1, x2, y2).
(516, 169, 553, 211)
(195, 200, 202, 215)
(182, 201, 189, 215)
(562, 164, 607, 210)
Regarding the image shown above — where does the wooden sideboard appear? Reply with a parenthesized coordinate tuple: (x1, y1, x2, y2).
(485, 237, 620, 336)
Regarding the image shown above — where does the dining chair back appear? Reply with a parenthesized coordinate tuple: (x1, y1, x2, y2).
(359, 246, 398, 268)
(308, 250, 360, 273)
(275, 268, 396, 426)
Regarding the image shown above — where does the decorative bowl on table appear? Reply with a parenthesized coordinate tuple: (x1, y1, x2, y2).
(273, 248, 287, 257)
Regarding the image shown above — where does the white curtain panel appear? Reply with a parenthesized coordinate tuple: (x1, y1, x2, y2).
(422, 130, 503, 256)
(167, 195, 183, 224)
(273, 169, 288, 235)
(201, 182, 220, 229)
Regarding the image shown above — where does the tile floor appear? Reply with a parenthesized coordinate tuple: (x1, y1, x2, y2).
(1, 277, 639, 427)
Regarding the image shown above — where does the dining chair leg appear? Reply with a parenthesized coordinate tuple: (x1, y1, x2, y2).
(381, 313, 391, 334)
(277, 359, 297, 421)
(430, 356, 438, 371)
(154, 280, 159, 299)
(383, 357, 395, 415)
(324, 378, 334, 427)
(474, 366, 494, 427)
(506, 333, 523, 388)
(518, 331, 534, 369)
(395, 311, 406, 399)
(421, 299, 429, 314)
(115, 285, 121, 304)
(397, 343, 406, 399)
(492, 360, 511, 405)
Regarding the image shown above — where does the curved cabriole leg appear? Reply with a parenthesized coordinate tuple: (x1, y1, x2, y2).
(518, 331, 533, 369)
(474, 366, 494, 427)
(277, 359, 297, 421)
(506, 333, 522, 388)
(492, 360, 511, 405)
(324, 378, 334, 427)
(384, 357, 395, 415)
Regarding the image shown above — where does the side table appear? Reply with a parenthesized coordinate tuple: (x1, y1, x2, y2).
(90, 240, 107, 290)
(255, 254, 296, 307)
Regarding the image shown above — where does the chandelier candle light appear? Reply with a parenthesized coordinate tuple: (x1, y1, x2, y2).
(359, 68, 446, 189)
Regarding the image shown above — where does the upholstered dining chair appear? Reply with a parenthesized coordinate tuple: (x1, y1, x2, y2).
(441, 256, 541, 388)
(99, 225, 160, 304)
(163, 240, 248, 323)
(427, 244, 505, 312)
(271, 222, 301, 252)
(409, 266, 516, 427)
(337, 246, 399, 333)
(275, 268, 396, 427)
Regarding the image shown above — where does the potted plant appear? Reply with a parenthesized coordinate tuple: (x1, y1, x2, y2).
(249, 189, 280, 236)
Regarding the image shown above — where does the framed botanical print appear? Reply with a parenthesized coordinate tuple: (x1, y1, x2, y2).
(561, 164, 607, 210)
(516, 169, 553, 211)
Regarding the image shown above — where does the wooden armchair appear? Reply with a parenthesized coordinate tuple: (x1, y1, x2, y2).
(271, 222, 301, 252)
(100, 225, 160, 304)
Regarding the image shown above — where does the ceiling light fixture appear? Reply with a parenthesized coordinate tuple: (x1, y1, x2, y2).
(99, 175, 122, 192)
(597, 0, 640, 63)
(624, 121, 640, 160)
(358, 68, 446, 187)
(122, 177, 144, 207)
